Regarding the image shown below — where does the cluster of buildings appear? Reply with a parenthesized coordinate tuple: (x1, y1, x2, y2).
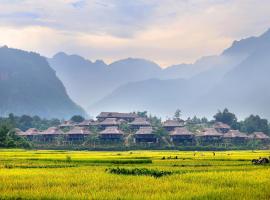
(15, 112, 270, 145)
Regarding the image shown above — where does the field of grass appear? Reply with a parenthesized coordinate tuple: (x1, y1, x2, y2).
(0, 149, 270, 199)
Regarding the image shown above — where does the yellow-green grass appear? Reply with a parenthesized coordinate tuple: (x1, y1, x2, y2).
(0, 149, 269, 199)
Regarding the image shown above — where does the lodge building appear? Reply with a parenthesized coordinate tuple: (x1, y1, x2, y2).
(169, 127, 194, 144)
(134, 127, 157, 143)
(99, 126, 124, 141)
(162, 119, 185, 131)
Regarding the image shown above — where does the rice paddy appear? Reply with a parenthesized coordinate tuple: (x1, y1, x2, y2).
(0, 149, 270, 199)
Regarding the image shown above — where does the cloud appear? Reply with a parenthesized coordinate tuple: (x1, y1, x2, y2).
(0, 0, 270, 66)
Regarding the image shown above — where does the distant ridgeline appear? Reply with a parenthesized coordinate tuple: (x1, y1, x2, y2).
(0, 46, 86, 119)
(7, 111, 270, 150)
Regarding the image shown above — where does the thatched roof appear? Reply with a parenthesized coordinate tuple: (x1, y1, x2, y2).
(100, 126, 123, 135)
(135, 127, 153, 135)
(169, 127, 194, 136)
(251, 132, 270, 139)
(214, 122, 231, 129)
(129, 118, 150, 126)
(97, 112, 138, 119)
(77, 120, 93, 126)
(66, 126, 91, 135)
(223, 130, 248, 138)
(21, 128, 40, 136)
(197, 128, 223, 137)
(162, 119, 184, 127)
(59, 120, 75, 128)
(99, 118, 121, 126)
(40, 127, 64, 135)
(14, 128, 25, 135)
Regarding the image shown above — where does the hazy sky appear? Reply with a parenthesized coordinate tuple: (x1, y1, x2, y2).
(0, 0, 270, 67)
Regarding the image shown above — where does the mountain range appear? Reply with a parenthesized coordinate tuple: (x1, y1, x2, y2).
(1, 28, 270, 120)
(0, 46, 86, 119)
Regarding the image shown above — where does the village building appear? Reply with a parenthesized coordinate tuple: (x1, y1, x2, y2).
(128, 117, 151, 130)
(20, 128, 40, 140)
(134, 127, 157, 143)
(162, 119, 185, 131)
(169, 127, 194, 144)
(77, 120, 93, 128)
(65, 126, 91, 142)
(223, 130, 248, 143)
(59, 120, 76, 129)
(196, 128, 223, 144)
(38, 127, 64, 142)
(99, 126, 124, 141)
(99, 118, 121, 129)
(214, 122, 231, 133)
(97, 112, 138, 122)
(249, 132, 270, 143)
(14, 128, 25, 136)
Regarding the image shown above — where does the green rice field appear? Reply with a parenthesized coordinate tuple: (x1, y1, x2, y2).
(0, 149, 270, 199)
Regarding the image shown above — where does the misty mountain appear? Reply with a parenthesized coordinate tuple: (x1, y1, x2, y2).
(0, 46, 86, 119)
(48, 55, 163, 109)
(90, 28, 270, 119)
(48, 50, 242, 112)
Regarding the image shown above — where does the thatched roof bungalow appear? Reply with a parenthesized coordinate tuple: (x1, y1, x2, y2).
(59, 120, 76, 129)
(162, 119, 184, 131)
(223, 130, 248, 143)
(214, 122, 231, 133)
(99, 126, 124, 140)
(250, 132, 270, 142)
(65, 126, 91, 141)
(169, 127, 194, 143)
(134, 127, 157, 143)
(97, 112, 138, 122)
(38, 127, 64, 142)
(129, 117, 151, 129)
(196, 128, 223, 144)
(99, 118, 121, 128)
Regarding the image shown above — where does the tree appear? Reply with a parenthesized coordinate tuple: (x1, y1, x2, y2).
(174, 109, 181, 120)
(241, 115, 269, 134)
(71, 115, 85, 123)
(213, 108, 237, 126)
(136, 111, 148, 118)
(0, 124, 10, 147)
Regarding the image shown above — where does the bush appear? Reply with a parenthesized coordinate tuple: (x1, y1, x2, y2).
(106, 167, 172, 178)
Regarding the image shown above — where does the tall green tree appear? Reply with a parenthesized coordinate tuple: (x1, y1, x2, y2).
(213, 108, 237, 126)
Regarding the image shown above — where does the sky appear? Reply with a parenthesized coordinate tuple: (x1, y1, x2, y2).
(0, 0, 270, 67)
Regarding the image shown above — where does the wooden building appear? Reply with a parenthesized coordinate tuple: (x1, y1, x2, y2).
(97, 112, 138, 122)
(134, 127, 157, 143)
(214, 122, 231, 133)
(250, 132, 270, 143)
(99, 126, 124, 141)
(77, 120, 93, 128)
(99, 118, 121, 129)
(20, 128, 40, 140)
(128, 117, 151, 130)
(65, 126, 91, 142)
(196, 128, 223, 144)
(162, 119, 184, 131)
(38, 127, 64, 142)
(59, 120, 75, 129)
(169, 127, 194, 144)
(223, 130, 248, 143)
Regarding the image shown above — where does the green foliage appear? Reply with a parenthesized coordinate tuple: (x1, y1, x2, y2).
(0, 113, 60, 131)
(106, 167, 172, 178)
(135, 111, 148, 118)
(213, 108, 237, 126)
(70, 115, 85, 123)
(0, 123, 31, 148)
(240, 115, 269, 134)
(174, 109, 181, 119)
